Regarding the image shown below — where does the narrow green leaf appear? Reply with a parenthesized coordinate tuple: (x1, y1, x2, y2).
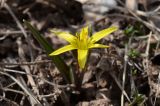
(23, 20, 74, 83)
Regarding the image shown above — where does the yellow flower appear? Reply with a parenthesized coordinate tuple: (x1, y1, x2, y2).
(49, 26, 117, 69)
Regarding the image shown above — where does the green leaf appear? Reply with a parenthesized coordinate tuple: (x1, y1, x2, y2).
(23, 20, 74, 83)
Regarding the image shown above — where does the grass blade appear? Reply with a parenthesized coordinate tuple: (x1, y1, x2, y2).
(23, 20, 74, 83)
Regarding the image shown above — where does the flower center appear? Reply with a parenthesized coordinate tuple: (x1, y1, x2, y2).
(76, 35, 88, 50)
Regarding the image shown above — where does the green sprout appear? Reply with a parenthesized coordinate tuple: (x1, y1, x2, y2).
(124, 23, 145, 37)
(130, 93, 146, 106)
(128, 49, 140, 59)
(49, 26, 118, 69)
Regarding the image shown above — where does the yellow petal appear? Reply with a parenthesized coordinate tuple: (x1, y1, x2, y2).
(78, 49, 88, 69)
(49, 45, 77, 56)
(89, 44, 109, 48)
(91, 26, 118, 43)
(51, 30, 77, 44)
(80, 26, 88, 41)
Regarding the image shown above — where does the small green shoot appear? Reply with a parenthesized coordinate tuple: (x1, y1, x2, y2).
(130, 93, 146, 106)
(128, 49, 140, 59)
(124, 26, 138, 37)
(124, 23, 145, 37)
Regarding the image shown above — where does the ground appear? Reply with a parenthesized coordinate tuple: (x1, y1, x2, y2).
(0, 0, 160, 106)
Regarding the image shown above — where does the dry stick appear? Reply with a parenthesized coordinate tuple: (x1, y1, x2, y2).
(2, 88, 26, 96)
(145, 32, 152, 58)
(117, 6, 160, 104)
(20, 96, 26, 106)
(129, 11, 160, 105)
(143, 32, 153, 104)
(109, 72, 131, 102)
(155, 38, 160, 55)
(98, 11, 160, 35)
(4, 3, 34, 61)
(0, 0, 6, 8)
(82, 4, 160, 35)
(5, 82, 17, 88)
(115, 3, 160, 104)
(16, 38, 39, 95)
(116, 0, 160, 104)
(121, 44, 127, 106)
(130, 10, 160, 33)
(3, 3, 39, 97)
(121, 32, 134, 106)
(0, 30, 29, 35)
(0, 95, 19, 106)
(0, 71, 41, 105)
(1, 67, 72, 88)
(0, 60, 52, 66)
(0, 88, 5, 101)
(39, 93, 59, 99)
(17, 75, 43, 106)
(116, 0, 160, 17)
(154, 73, 160, 105)
(115, 0, 160, 33)
(2, 68, 34, 75)
(18, 75, 50, 106)
(149, 32, 160, 105)
(3, 3, 38, 93)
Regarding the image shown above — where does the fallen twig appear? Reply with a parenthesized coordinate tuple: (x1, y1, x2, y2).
(0, 71, 42, 106)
